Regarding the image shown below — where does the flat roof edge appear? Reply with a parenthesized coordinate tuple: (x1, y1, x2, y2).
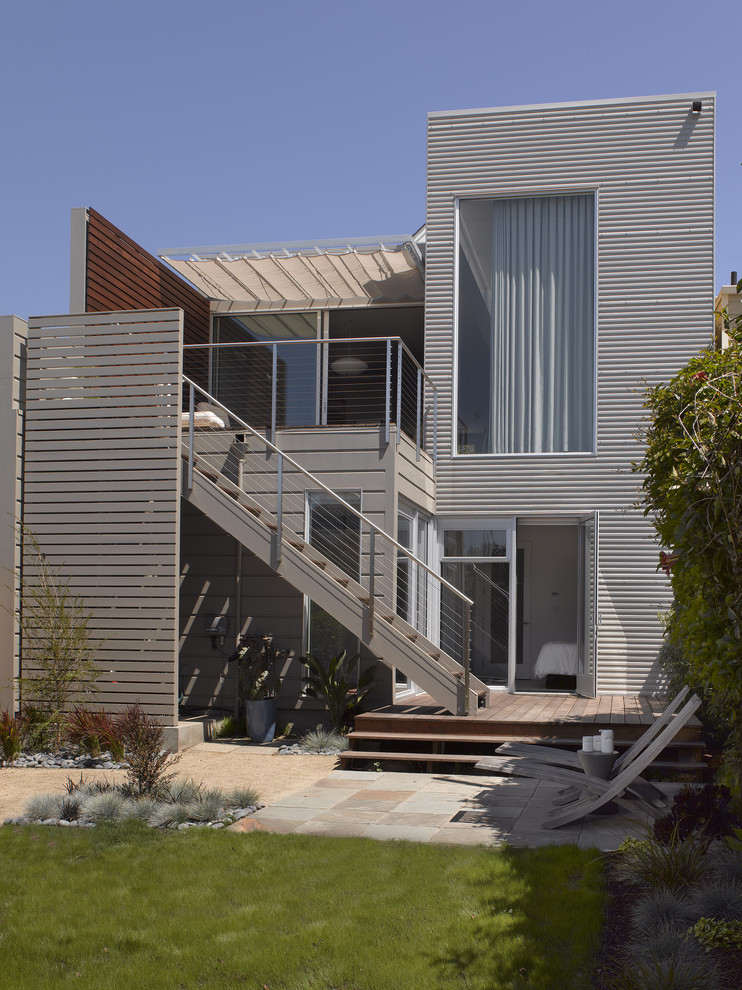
(428, 91, 717, 119)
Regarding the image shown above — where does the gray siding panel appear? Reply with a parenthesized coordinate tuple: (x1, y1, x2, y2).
(22, 310, 183, 722)
(426, 94, 714, 693)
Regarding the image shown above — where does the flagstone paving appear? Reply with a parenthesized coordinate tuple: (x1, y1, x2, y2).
(248, 770, 666, 849)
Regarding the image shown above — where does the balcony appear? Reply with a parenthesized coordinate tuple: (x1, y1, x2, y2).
(183, 336, 437, 462)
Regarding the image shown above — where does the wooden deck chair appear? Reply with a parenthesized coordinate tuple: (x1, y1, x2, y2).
(494, 686, 691, 808)
(476, 692, 701, 828)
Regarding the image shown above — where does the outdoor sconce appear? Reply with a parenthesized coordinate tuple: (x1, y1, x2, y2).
(691, 101, 702, 114)
(206, 614, 229, 650)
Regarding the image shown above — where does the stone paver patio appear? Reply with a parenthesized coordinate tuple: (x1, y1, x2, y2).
(248, 770, 665, 849)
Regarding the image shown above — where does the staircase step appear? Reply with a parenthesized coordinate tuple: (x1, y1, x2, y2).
(339, 750, 486, 769)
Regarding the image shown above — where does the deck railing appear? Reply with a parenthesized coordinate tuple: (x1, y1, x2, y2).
(182, 376, 473, 710)
(183, 337, 437, 463)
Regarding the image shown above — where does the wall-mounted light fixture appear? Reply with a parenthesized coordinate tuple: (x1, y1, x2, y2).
(206, 614, 229, 650)
(691, 101, 702, 114)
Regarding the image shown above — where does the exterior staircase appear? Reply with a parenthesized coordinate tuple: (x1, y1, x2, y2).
(181, 379, 489, 715)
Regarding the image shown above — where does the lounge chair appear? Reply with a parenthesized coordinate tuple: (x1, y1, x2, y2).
(493, 686, 691, 808)
(476, 691, 701, 828)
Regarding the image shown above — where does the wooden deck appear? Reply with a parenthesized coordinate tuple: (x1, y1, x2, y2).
(370, 692, 670, 728)
(344, 692, 706, 777)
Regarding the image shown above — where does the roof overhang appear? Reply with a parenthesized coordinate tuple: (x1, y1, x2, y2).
(159, 236, 424, 311)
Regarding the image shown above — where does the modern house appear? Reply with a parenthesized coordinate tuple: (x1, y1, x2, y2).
(1, 93, 716, 746)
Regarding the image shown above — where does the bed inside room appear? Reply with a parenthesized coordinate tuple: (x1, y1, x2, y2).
(515, 523, 579, 691)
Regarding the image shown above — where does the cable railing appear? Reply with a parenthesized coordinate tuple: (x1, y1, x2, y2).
(182, 337, 437, 464)
(182, 376, 474, 711)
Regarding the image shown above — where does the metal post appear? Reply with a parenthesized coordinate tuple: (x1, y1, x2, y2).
(416, 367, 422, 461)
(315, 339, 322, 427)
(384, 338, 391, 445)
(276, 454, 283, 564)
(187, 381, 194, 490)
(396, 341, 402, 446)
(368, 527, 376, 637)
(463, 602, 471, 716)
(271, 343, 278, 442)
(433, 390, 438, 468)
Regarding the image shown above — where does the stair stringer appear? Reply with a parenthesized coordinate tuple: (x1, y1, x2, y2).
(184, 468, 485, 715)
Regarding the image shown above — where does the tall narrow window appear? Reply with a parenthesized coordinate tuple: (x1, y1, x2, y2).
(457, 195, 595, 454)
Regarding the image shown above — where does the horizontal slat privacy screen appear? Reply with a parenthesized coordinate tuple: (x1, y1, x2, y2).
(23, 309, 183, 721)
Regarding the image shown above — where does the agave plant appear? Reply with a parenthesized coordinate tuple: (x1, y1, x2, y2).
(301, 650, 375, 732)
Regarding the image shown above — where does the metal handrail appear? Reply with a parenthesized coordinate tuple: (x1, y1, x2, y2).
(183, 336, 436, 391)
(183, 375, 470, 607)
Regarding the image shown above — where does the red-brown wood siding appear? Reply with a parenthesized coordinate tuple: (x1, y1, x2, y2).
(84, 208, 210, 348)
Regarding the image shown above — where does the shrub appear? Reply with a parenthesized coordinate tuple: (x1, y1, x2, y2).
(24, 793, 62, 821)
(116, 703, 180, 797)
(627, 923, 706, 967)
(687, 880, 742, 923)
(214, 715, 246, 739)
(615, 831, 714, 894)
(82, 791, 133, 822)
(0, 709, 22, 765)
(301, 650, 375, 732)
(165, 778, 203, 806)
(65, 707, 125, 761)
(654, 785, 742, 844)
(58, 796, 81, 822)
(689, 917, 742, 953)
(612, 952, 720, 990)
(631, 887, 696, 934)
(300, 727, 349, 753)
(17, 704, 53, 752)
(227, 786, 260, 809)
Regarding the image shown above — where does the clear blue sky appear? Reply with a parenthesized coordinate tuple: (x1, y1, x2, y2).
(2, 0, 739, 319)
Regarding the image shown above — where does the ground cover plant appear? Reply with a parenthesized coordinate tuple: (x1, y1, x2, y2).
(0, 825, 604, 990)
(604, 828, 742, 989)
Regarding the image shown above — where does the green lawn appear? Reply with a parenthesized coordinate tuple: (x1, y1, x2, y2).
(0, 822, 605, 989)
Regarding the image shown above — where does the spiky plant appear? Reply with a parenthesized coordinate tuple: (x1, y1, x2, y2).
(626, 923, 707, 967)
(612, 952, 720, 990)
(300, 727, 349, 753)
(165, 778, 203, 806)
(24, 793, 61, 821)
(228, 786, 260, 809)
(687, 879, 742, 922)
(57, 796, 81, 822)
(301, 650, 375, 732)
(631, 887, 696, 934)
(81, 791, 132, 823)
(615, 831, 715, 894)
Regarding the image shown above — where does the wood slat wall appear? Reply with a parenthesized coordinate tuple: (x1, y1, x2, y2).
(22, 310, 184, 722)
(83, 209, 210, 386)
(0, 316, 27, 710)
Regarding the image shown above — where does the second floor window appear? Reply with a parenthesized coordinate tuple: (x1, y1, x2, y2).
(457, 194, 595, 455)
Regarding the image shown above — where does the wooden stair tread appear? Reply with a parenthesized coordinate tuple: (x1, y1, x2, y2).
(348, 730, 704, 750)
(339, 750, 485, 765)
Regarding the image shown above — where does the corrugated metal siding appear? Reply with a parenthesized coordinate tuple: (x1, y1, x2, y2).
(426, 94, 715, 693)
(22, 310, 183, 721)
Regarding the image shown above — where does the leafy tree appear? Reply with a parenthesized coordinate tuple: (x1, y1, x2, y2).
(636, 294, 742, 795)
(16, 527, 101, 749)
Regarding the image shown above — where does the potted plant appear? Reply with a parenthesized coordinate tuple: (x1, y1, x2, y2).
(229, 634, 283, 742)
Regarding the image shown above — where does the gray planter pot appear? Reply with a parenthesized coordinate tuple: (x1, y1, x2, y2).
(246, 698, 276, 743)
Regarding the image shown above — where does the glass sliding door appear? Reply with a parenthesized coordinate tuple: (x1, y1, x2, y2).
(576, 512, 598, 697)
(395, 504, 431, 694)
(439, 521, 514, 688)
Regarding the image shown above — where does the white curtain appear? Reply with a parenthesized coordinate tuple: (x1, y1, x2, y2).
(490, 195, 594, 453)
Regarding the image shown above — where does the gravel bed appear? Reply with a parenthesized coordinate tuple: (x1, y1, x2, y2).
(7, 749, 127, 771)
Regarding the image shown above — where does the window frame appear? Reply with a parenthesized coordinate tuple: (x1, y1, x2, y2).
(452, 189, 599, 459)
